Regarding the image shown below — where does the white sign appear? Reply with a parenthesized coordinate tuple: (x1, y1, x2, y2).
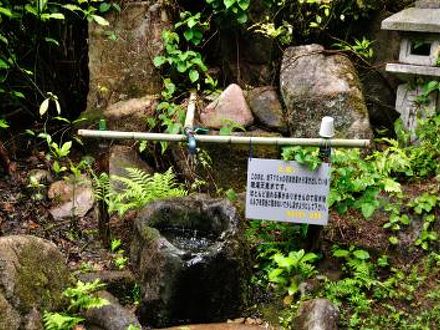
(245, 158, 331, 225)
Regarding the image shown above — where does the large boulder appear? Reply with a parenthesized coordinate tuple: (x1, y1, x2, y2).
(85, 1, 170, 128)
(130, 195, 250, 327)
(200, 84, 254, 129)
(48, 176, 95, 220)
(0, 235, 70, 330)
(246, 86, 287, 132)
(280, 44, 372, 139)
(293, 298, 339, 330)
(84, 291, 141, 330)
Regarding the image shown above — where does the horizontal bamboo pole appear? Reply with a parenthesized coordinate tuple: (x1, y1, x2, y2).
(78, 129, 370, 148)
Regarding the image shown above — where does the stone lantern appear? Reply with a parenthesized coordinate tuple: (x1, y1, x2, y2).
(381, 0, 440, 135)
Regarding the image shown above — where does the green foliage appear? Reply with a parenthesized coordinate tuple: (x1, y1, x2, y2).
(205, 0, 250, 24)
(153, 30, 210, 86)
(0, 0, 112, 118)
(42, 312, 84, 330)
(333, 37, 374, 59)
(94, 167, 187, 216)
(110, 238, 128, 270)
(43, 279, 108, 330)
(267, 249, 318, 297)
(281, 146, 322, 171)
(219, 119, 246, 136)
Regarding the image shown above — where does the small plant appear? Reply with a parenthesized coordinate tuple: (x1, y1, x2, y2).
(43, 279, 109, 330)
(267, 249, 318, 300)
(94, 167, 187, 216)
(110, 238, 128, 270)
(282, 146, 322, 171)
(333, 37, 375, 59)
(219, 119, 246, 136)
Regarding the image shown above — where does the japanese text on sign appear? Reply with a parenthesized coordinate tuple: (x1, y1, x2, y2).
(245, 158, 331, 225)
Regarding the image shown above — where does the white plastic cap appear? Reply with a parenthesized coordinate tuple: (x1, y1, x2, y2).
(319, 116, 335, 138)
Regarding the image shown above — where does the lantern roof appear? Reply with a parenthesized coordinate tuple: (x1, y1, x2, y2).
(382, 2, 440, 33)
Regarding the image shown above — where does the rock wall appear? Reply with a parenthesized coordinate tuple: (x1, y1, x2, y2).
(85, 1, 170, 128)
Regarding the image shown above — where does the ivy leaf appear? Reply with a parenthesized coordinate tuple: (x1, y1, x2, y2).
(361, 202, 376, 218)
(189, 70, 199, 83)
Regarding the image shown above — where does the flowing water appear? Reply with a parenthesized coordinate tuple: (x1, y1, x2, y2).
(161, 227, 216, 254)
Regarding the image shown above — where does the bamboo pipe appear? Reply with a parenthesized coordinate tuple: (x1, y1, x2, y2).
(77, 129, 370, 148)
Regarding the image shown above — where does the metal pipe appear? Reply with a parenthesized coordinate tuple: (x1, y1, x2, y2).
(78, 129, 370, 148)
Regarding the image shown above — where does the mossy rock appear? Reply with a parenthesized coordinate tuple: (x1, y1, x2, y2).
(0, 235, 70, 329)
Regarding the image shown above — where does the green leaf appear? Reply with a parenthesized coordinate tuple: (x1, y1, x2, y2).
(39, 98, 50, 116)
(183, 29, 194, 42)
(361, 202, 377, 219)
(0, 119, 8, 129)
(236, 12, 247, 24)
(388, 236, 399, 245)
(353, 249, 370, 260)
(0, 58, 10, 70)
(62, 4, 82, 11)
(92, 14, 109, 26)
(189, 69, 199, 83)
(238, 0, 250, 11)
(44, 37, 60, 46)
(153, 56, 166, 68)
(47, 13, 65, 20)
(333, 249, 349, 258)
(224, 0, 236, 9)
(0, 7, 13, 17)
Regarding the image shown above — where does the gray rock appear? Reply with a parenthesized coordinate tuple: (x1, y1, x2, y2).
(416, 0, 440, 8)
(48, 176, 95, 220)
(294, 298, 339, 330)
(104, 95, 158, 132)
(200, 84, 254, 129)
(280, 44, 372, 139)
(246, 86, 287, 131)
(109, 145, 154, 192)
(0, 235, 70, 330)
(84, 291, 141, 330)
(130, 194, 250, 327)
(85, 1, 170, 123)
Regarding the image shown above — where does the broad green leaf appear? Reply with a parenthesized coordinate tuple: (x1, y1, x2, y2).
(153, 56, 166, 68)
(238, 0, 250, 11)
(0, 119, 8, 129)
(47, 13, 65, 20)
(224, 0, 236, 9)
(39, 98, 50, 116)
(183, 29, 194, 42)
(353, 249, 370, 260)
(0, 58, 10, 70)
(236, 12, 247, 24)
(92, 14, 109, 26)
(0, 7, 12, 17)
(361, 202, 376, 218)
(388, 236, 399, 245)
(333, 249, 349, 258)
(62, 4, 81, 11)
(189, 69, 199, 83)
